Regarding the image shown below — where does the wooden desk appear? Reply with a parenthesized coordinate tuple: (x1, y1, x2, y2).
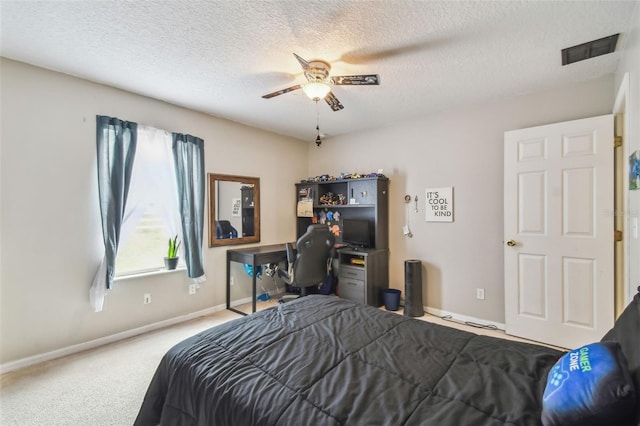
(226, 244, 289, 315)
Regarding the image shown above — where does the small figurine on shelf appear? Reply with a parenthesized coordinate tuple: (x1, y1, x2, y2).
(320, 192, 337, 205)
(338, 193, 346, 205)
(318, 210, 327, 224)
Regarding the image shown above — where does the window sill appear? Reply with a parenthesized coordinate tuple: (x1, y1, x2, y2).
(114, 267, 186, 282)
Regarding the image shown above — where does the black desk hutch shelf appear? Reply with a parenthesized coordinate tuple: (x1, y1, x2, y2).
(295, 176, 389, 249)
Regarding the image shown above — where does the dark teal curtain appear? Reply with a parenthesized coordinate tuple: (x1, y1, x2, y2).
(90, 116, 137, 311)
(172, 133, 206, 281)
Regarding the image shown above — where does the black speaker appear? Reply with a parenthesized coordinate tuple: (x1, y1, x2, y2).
(404, 259, 424, 317)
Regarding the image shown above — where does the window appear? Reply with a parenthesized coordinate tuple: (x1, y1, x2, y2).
(115, 209, 175, 275)
(115, 125, 183, 276)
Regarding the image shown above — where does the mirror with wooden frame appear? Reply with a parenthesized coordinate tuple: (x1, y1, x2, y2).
(208, 173, 260, 247)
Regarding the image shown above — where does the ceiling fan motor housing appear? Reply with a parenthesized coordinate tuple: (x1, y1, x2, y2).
(305, 60, 331, 82)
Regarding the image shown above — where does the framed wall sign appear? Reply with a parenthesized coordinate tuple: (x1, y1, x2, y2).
(425, 187, 454, 222)
(231, 198, 241, 216)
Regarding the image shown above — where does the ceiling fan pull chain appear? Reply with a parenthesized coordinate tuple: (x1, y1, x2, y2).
(315, 102, 322, 147)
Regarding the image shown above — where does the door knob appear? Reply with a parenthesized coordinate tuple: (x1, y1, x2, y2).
(506, 240, 517, 247)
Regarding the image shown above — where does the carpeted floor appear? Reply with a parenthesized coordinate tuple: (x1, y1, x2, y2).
(0, 303, 558, 425)
(0, 309, 240, 426)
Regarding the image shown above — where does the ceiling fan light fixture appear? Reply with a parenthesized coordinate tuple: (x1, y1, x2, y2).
(303, 82, 330, 101)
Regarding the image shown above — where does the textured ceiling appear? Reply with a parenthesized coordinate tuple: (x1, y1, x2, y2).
(1, 0, 638, 142)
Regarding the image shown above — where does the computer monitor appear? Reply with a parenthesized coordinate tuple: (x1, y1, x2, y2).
(341, 218, 371, 248)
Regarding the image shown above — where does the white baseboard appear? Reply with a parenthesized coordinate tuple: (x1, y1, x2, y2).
(0, 304, 227, 375)
(423, 306, 506, 331)
(229, 296, 253, 307)
(1, 302, 504, 375)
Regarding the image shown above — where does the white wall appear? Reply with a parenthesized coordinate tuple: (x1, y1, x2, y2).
(308, 75, 616, 324)
(615, 2, 640, 301)
(0, 58, 308, 363)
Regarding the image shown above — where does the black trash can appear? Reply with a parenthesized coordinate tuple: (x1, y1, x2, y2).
(404, 259, 424, 317)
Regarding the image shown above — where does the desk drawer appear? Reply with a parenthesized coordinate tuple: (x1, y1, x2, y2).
(339, 277, 365, 304)
(340, 266, 364, 281)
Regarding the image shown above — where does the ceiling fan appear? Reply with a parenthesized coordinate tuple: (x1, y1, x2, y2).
(262, 53, 380, 111)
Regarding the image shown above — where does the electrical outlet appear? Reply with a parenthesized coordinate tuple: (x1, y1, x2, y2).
(476, 288, 485, 300)
(143, 293, 152, 304)
(189, 284, 197, 295)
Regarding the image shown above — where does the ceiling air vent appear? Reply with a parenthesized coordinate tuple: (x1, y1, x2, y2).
(561, 33, 619, 66)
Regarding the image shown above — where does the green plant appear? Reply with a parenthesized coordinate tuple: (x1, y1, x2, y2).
(167, 235, 181, 258)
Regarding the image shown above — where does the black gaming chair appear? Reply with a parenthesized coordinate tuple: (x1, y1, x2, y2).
(278, 224, 336, 302)
(216, 220, 238, 239)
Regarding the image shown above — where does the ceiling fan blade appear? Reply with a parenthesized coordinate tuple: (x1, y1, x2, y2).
(330, 75, 380, 85)
(262, 84, 302, 99)
(325, 92, 344, 111)
(293, 53, 310, 71)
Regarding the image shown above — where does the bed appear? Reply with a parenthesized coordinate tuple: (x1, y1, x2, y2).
(135, 290, 640, 426)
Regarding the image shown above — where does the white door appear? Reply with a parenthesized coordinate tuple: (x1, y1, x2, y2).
(504, 114, 614, 349)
